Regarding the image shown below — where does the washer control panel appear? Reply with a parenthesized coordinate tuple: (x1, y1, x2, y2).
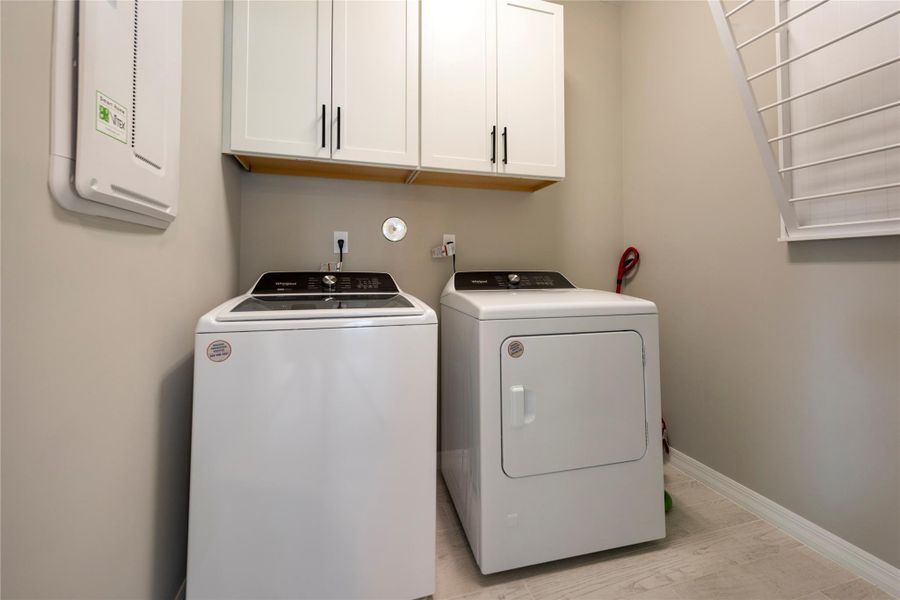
(252, 272, 399, 294)
(454, 271, 574, 290)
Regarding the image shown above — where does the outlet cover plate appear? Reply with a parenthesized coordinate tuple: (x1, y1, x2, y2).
(334, 231, 349, 254)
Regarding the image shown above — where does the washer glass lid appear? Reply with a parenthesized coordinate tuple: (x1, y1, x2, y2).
(231, 294, 414, 313)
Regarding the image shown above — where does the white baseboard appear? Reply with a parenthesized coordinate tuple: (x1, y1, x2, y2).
(174, 579, 186, 600)
(669, 448, 900, 598)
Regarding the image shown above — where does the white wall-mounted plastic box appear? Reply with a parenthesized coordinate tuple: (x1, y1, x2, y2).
(50, 0, 182, 229)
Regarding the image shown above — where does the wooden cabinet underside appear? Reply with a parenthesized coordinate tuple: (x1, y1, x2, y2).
(233, 155, 559, 193)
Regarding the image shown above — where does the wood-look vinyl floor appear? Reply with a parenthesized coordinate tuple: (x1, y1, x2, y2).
(434, 463, 894, 600)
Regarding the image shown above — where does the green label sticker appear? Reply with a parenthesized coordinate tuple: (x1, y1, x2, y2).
(95, 91, 127, 144)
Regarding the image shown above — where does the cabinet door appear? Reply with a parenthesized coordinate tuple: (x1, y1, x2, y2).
(229, 0, 331, 158)
(421, 0, 497, 173)
(497, 0, 564, 178)
(332, 0, 419, 167)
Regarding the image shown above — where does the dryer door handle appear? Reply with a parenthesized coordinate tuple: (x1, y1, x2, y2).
(510, 385, 536, 427)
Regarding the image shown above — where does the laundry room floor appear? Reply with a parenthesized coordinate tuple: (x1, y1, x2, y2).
(434, 462, 895, 600)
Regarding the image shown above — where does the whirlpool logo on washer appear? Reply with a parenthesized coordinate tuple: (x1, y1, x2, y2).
(507, 340, 524, 358)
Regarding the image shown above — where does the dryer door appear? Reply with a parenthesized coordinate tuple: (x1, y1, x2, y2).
(500, 331, 647, 478)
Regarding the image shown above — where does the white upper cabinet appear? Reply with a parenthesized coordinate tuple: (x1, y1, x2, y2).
(228, 0, 331, 159)
(497, 0, 565, 178)
(421, 0, 497, 173)
(331, 0, 419, 167)
(420, 0, 564, 179)
(224, 0, 564, 188)
(227, 0, 417, 168)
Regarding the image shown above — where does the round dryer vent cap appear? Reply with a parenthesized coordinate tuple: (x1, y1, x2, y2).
(382, 217, 408, 242)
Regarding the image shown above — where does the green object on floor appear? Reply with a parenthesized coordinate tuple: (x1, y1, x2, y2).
(664, 490, 673, 513)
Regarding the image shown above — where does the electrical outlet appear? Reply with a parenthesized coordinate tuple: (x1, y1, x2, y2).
(443, 233, 455, 246)
(333, 231, 349, 254)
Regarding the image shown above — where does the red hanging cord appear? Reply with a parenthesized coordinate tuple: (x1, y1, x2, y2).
(615, 246, 640, 293)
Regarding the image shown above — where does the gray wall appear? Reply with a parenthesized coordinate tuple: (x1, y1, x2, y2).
(239, 0, 624, 307)
(1, 1, 241, 597)
(621, 0, 900, 568)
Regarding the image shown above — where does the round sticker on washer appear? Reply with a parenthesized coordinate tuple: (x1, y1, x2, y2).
(207, 340, 232, 362)
(508, 340, 524, 358)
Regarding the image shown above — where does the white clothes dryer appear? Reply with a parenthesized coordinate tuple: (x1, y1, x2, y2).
(440, 271, 664, 574)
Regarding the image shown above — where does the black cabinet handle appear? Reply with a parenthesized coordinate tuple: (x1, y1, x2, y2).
(336, 106, 341, 150)
(502, 126, 508, 164)
(491, 126, 496, 163)
(321, 104, 326, 148)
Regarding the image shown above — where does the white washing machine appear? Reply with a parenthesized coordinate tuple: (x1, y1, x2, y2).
(188, 272, 437, 599)
(440, 271, 664, 574)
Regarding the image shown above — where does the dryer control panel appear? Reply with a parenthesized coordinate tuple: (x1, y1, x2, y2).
(252, 272, 399, 294)
(454, 271, 575, 290)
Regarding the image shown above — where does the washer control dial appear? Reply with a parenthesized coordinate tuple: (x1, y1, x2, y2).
(508, 273, 521, 286)
(322, 274, 337, 288)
